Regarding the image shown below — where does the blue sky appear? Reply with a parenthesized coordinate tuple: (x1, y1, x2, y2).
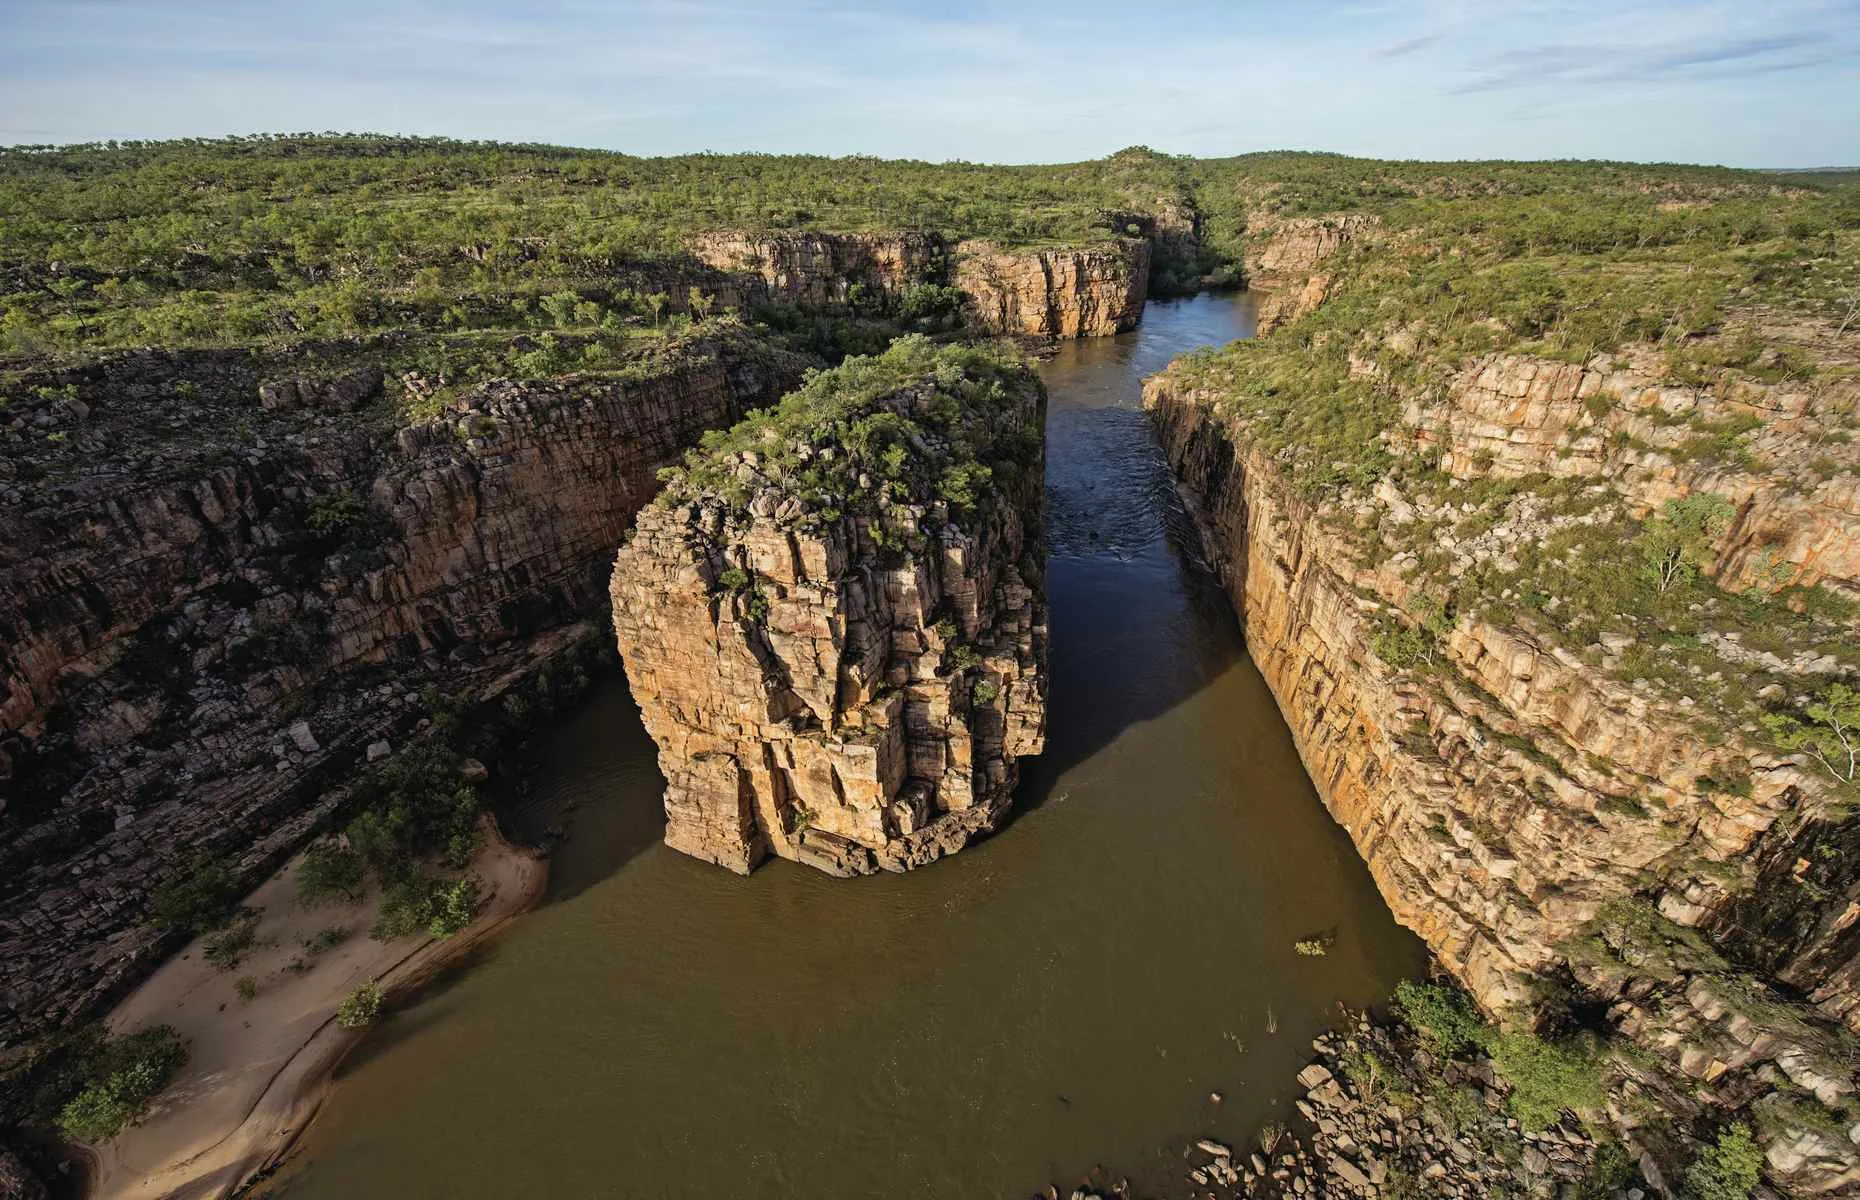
(2, 0, 1857, 165)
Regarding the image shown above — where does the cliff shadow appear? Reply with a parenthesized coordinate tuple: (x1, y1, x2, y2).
(1001, 404, 1254, 830)
(491, 680, 670, 906)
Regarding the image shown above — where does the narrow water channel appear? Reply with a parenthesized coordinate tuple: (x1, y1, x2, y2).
(269, 293, 1424, 1199)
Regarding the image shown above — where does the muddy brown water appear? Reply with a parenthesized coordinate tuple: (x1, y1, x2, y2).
(269, 293, 1425, 1199)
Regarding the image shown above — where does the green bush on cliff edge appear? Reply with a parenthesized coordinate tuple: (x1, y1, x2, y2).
(657, 334, 1042, 536)
(1394, 980, 1608, 1130)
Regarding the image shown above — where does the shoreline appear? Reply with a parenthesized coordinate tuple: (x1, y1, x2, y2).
(86, 816, 548, 1200)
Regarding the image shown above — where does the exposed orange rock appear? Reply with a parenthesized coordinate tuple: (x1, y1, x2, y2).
(688, 230, 1153, 340)
(1245, 215, 1379, 334)
(953, 239, 1151, 338)
(610, 341, 1047, 875)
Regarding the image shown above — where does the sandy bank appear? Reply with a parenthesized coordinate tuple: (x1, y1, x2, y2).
(87, 816, 547, 1200)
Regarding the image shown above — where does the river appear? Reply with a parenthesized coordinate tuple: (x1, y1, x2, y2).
(268, 292, 1424, 1199)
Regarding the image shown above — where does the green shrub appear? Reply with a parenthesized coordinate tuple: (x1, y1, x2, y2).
(308, 489, 368, 535)
(424, 876, 481, 937)
(1394, 980, 1485, 1055)
(336, 981, 384, 1030)
(148, 854, 239, 934)
(1683, 1123, 1762, 1200)
(202, 916, 261, 971)
(343, 743, 481, 874)
(296, 842, 367, 906)
(235, 976, 259, 1002)
(944, 642, 983, 673)
(371, 873, 481, 941)
(1638, 494, 1734, 594)
(1485, 1030, 1608, 1129)
(303, 926, 350, 956)
(898, 283, 966, 326)
(56, 1026, 188, 1143)
(1761, 683, 1859, 787)
(1371, 621, 1432, 669)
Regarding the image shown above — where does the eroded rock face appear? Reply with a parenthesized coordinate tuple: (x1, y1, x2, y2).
(0, 321, 804, 1046)
(1149, 381, 1760, 1007)
(611, 339, 1047, 876)
(0, 1146, 47, 1200)
(954, 239, 1151, 338)
(1147, 356, 1860, 1193)
(688, 231, 944, 312)
(1401, 346, 1860, 597)
(1244, 215, 1380, 334)
(688, 230, 1153, 341)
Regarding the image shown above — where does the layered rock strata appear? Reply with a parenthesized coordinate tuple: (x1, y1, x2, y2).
(687, 231, 944, 312)
(0, 321, 804, 1047)
(611, 337, 1047, 876)
(1243, 215, 1381, 335)
(689, 230, 1152, 339)
(1146, 326, 1860, 1190)
(953, 239, 1151, 338)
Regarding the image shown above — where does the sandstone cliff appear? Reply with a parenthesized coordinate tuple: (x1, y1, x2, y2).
(1146, 328, 1860, 1190)
(1243, 214, 1381, 335)
(687, 231, 945, 313)
(953, 239, 1151, 338)
(689, 230, 1152, 340)
(0, 321, 805, 1048)
(611, 336, 1047, 876)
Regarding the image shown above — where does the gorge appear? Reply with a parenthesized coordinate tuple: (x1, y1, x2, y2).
(260, 292, 1426, 1200)
(1, 139, 1857, 1200)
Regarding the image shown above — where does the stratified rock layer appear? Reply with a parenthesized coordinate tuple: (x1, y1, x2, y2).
(611, 338, 1047, 876)
(0, 321, 804, 1046)
(689, 230, 1152, 340)
(1244, 214, 1380, 334)
(953, 239, 1151, 338)
(688, 231, 944, 312)
(1146, 244, 1860, 1189)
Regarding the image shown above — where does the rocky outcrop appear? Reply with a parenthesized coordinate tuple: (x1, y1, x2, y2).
(954, 239, 1150, 338)
(1151, 380, 1747, 1009)
(0, 1146, 46, 1200)
(1147, 337, 1860, 1191)
(1149, 333, 1860, 1014)
(611, 337, 1046, 876)
(687, 231, 943, 312)
(688, 230, 1153, 340)
(1244, 216, 1380, 334)
(1277, 1019, 1605, 1200)
(0, 321, 805, 1047)
(1399, 345, 1860, 597)
(1244, 215, 1383, 287)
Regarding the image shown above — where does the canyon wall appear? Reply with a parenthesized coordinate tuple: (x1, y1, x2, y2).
(1146, 327, 1860, 1189)
(0, 223, 1147, 1050)
(1242, 215, 1380, 335)
(0, 321, 805, 1048)
(610, 337, 1047, 876)
(689, 230, 1152, 340)
(687, 231, 944, 313)
(952, 239, 1151, 338)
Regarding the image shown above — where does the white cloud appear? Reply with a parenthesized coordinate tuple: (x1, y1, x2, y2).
(0, 0, 1854, 164)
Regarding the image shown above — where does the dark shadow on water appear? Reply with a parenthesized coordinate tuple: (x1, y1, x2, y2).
(489, 681, 669, 906)
(494, 293, 1262, 898)
(267, 291, 1431, 1200)
(503, 293, 1262, 896)
(332, 941, 499, 1076)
